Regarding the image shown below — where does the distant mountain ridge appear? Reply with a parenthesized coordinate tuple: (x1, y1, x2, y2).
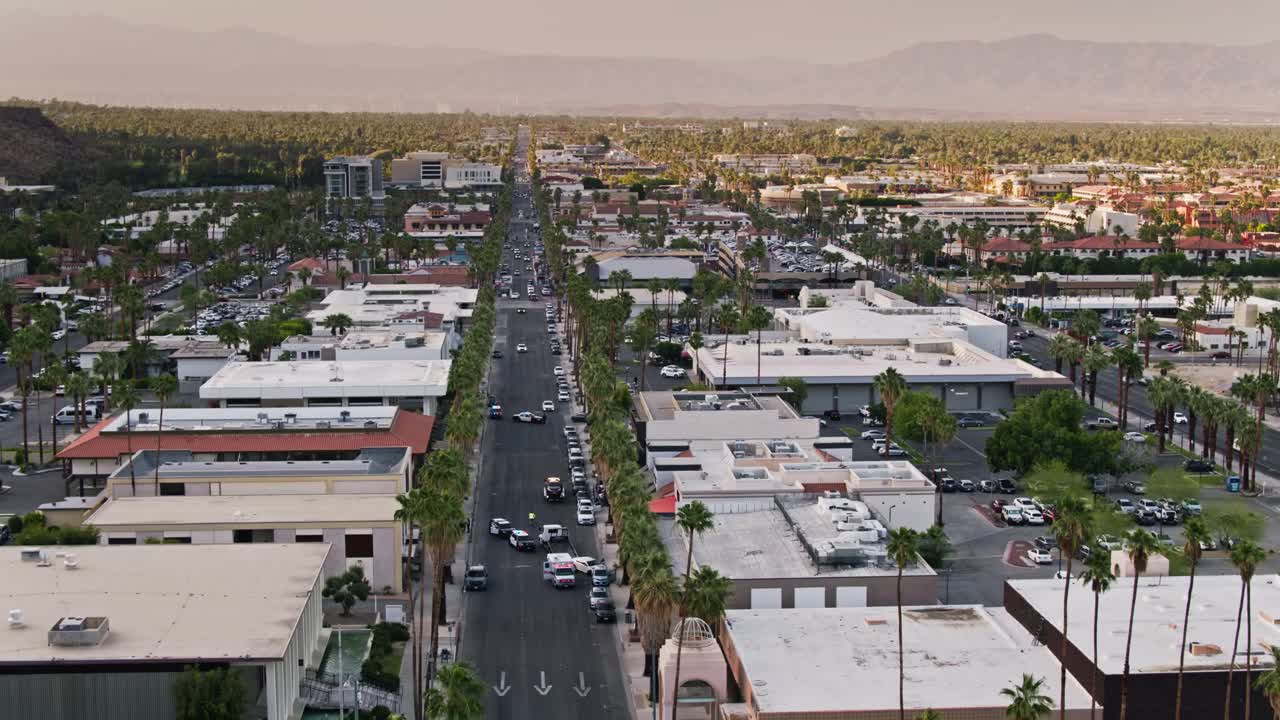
(4, 12, 1280, 121)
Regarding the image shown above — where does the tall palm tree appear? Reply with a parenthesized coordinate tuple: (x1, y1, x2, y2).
(682, 565, 732, 636)
(1051, 496, 1090, 720)
(1001, 674, 1054, 720)
(1120, 529, 1161, 720)
(394, 487, 428, 715)
(1225, 540, 1267, 720)
(632, 555, 678, 705)
(745, 304, 772, 386)
(424, 660, 486, 720)
(1081, 343, 1111, 406)
(670, 501, 716, 702)
(150, 373, 178, 485)
(886, 527, 920, 720)
(1047, 333, 1076, 375)
(713, 302, 739, 388)
(874, 368, 908, 458)
(112, 380, 140, 494)
(64, 371, 91, 434)
(1174, 516, 1211, 720)
(1078, 545, 1115, 720)
(1253, 646, 1280, 720)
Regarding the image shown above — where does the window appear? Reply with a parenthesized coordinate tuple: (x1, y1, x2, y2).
(297, 531, 325, 543)
(107, 536, 137, 545)
(159, 483, 186, 497)
(345, 533, 374, 558)
(163, 536, 192, 544)
(233, 529, 254, 544)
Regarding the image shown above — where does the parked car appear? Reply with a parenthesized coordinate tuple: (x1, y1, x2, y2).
(958, 479, 976, 492)
(1185, 458, 1214, 473)
(489, 518, 512, 536)
(1096, 534, 1123, 550)
(1124, 480, 1146, 495)
(998, 479, 1017, 494)
(1001, 505, 1025, 525)
(1034, 536, 1056, 551)
(463, 565, 488, 591)
(593, 600, 618, 623)
(978, 479, 998, 493)
(1027, 548, 1053, 565)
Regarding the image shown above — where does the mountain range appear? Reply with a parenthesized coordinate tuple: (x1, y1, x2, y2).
(4, 12, 1280, 121)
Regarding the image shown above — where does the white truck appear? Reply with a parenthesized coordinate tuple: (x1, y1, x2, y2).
(543, 552, 576, 588)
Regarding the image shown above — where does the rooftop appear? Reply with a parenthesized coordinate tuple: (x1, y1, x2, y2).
(637, 390, 799, 422)
(0, 544, 330, 664)
(199, 360, 451, 399)
(111, 447, 410, 481)
(86, 494, 398, 528)
(1008, 574, 1280, 675)
(724, 606, 1093, 714)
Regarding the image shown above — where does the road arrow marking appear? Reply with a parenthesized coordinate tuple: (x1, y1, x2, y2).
(573, 672, 591, 697)
(533, 671, 553, 696)
(492, 672, 510, 697)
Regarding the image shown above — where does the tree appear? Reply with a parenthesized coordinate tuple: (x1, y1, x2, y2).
(683, 565, 732, 635)
(1081, 343, 1111, 405)
(894, 390, 957, 522)
(173, 665, 246, 720)
(671, 501, 715, 703)
(874, 368, 907, 459)
(113, 380, 140, 495)
(986, 391, 1121, 477)
(916, 524, 952, 568)
(1225, 540, 1267, 720)
(151, 373, 178, 485)
(215, 321, 242, 351)
(1120, 529, 1162, 720)
(713, 302, 739, 387)
(744, 304, 771, 386)
(628, 309, 659, 392)
(322, 564, 371, 616)
(1174, 516, 1210, 720)
(886, 527, 919, 720)
(777, 376, 808, 412)
(1078, 542, 1115, 720)
(1048, 494, 1090, 720)
(321, 313, 354, 336)
(423, 660, 486, 720)
(632, 555, 678, 704)
(1253, 647, 1280, 720)
(1001, 674, 1054, 720)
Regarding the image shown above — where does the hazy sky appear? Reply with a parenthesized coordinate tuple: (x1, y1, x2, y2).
(10, 0, 1280, 63)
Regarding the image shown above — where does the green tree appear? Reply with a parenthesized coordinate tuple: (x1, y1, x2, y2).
(744, 304, 772, 386)
(1001, 674, 1053, 720)
(916, 524, 952, 568)
(1253, 647, 1280, 720)
(633, 554, 678, 704)
(1174, 516, 1211, 720)
(874, 367, 908, 459)
(321, 313, 354, 336)
(986, 391, 1121, 477)
(886, 527, 920, 720)
(215, 321, 242, 351)
(150, 373, 178, 485)
(683, 565, 732, 635)
(423, 661, 486, 720)
(777, 376, 808, 413)
(113, 380, 140, 494)
(1120, 529, 1162, 720)
(671, 501, 715, 701)
(1078, 543, 1116, 720)
(322, 565, 371, 616)
(173, 665, 246, 720)
(1225, 540, 1268, 720)
(1050, 494, 1091, 720)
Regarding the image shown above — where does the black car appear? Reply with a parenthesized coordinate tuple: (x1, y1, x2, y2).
(571, 412, 588, 423)
(940, 478, 958, 493)
(551, 347, 563, 355)
(491, 349, 503, 359)
(1034, 536, 1056, 551)
(594, 600, 617, 623)
(997, 479, 1017, 494)
(956, 417, 984, 428)
(1185, 458, 1214, 473)
(822, 409, 842, 421)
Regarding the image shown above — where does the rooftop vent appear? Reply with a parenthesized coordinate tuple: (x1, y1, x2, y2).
(285, 413, 298, 424)
(339, 411, 351, 423)
(48, 616, 110, 647)
(256, 412, 269, 424)
(8, 609, 24, 629)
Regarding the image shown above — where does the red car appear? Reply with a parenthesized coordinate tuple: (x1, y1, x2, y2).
(991, 499, 1005, 514)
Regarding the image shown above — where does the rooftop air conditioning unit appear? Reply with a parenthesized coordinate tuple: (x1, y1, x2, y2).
(316, 421, 331, 429)
(284, 413, 298, 424)
(939, 359, 952, 366)
(339, 411, 351, 423)
(48, 616, 110, 647)
(8, 609, 24, 628)
(256, 413, 269, 425)
(137, 412, 149, 424)
(63, 554, 79, 570)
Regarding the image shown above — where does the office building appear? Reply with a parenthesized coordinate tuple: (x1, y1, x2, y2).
(199, 360, 451, 415)
(324, 156, 385, 203)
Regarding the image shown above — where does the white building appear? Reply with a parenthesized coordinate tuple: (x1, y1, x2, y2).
(0, 544, 331, 720)
(103, 205, 237, 241)
(324, 155, 385, 203)
(274, 328, 450, 362)
(387, 150, 501, 189)
(1043, 202, 1141, 236)
(199, 360, 451, 414)
(445, 162, 503, 189)
(891, 195, 1048, 229)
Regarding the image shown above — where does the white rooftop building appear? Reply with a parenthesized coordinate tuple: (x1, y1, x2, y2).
(273, 328, 450, 362)
(199, 360, 451, 415)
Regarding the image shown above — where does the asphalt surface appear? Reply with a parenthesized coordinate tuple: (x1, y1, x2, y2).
(459, 130, 628, 719)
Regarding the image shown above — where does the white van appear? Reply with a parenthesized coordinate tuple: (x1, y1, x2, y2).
(53, 405, 100, 425)
(539, 524, 569, 545)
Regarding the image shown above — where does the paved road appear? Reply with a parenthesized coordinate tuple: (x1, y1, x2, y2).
(459, 129, 627, 720)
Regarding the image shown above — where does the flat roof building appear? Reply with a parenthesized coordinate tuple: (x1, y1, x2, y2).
(85, 494, 405, 591)
(0, 543, 331, 720)
(273, 328, 450, 362)
(634, 390, 820, 444)
(1005, 575, 1279, 720)
(718, 606, 1094, 720)
(199, 360, 451, 415)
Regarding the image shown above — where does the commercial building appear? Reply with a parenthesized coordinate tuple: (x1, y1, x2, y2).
(104, 447, 414, 498)
(389, 150, 449, 187)
(306, 284, 476, 332)
(1005, 575, 1277, 720)
(77, 336, 234, 385)
(56, 405, 432, 486)
(890, 193, 1047, 229)
(588, 254, 698, 288)
(199, 359, 450, 415)
(715, 606, 1094, 720)
(1042, 202, 1141, 236)
(0, 543, 330, 720)
(402, 202, 492, 240)
(323, 155, 385, 203)
(85, 494, 405, 591)
(273, 328, 451, 362)
(634, 390, 820, 445)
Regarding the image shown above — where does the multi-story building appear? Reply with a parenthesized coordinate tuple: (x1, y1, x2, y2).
(199, 359, 451, 414)
(323, 156, 385, 203)
(389, 151, 502, 189)
(402, 202, 492, 239)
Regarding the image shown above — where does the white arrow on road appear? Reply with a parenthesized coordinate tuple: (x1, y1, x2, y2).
(533, 671, 553, 696)
(492, 672, 511, 697)
(573, 672, 591, 697)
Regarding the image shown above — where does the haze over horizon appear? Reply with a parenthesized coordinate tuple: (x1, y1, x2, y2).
(9, 0, 1280, 64)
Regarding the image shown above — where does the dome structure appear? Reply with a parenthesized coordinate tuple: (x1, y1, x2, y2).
(669, 617, 715, 648)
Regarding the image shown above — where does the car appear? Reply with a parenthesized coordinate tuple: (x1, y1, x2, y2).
(541, 400, 555, 412)
(570, 556, 599, 574)
(1199, 537, 1219, 551)
(1185, 458, 1214, 473)
(516, 308, 527, 314)
(1134, 508, 1156, 526)
(1034, 536, 1056, 551)
(1123, 431, 1146, 443)
(1210, 350, 1231, 359)
(463, 565, 488, 591)
(1086, 417, 1119, 430)
(940, 478, 958, 493)
(594, 599, 618, 623)
(861, 429, 886, 441)
(978, 479, 998, 493)
(488, 404, 502, 419)
(1023, 507, 1046, 525)
(508, 529, 536, 551)
(489, 518, 512, 536)
(590, 564, 613, 587)
(588, 585, 611, 610)
(1181, 499, 1203, 516)
(1142, 421, 1157, 432)
(558, 390, 570, 403)
(54, 385, 66, 396)
(1014, 497, 1037, 510)
(571, 412, 588, 423)
(51, 329, 66, 341)
(513, 411, 547, 424)
(1096, 534, 1123, 551)
(998, 479, 1017, 494)
(1008, 340, 1023, 352)
(882, 443, 906, 457)
(1001, 505, 1025, 524)
(958, 479, 976, 492)
(491, 349, 503, 359)
(516, 344, 528, 353)
(577, 506, 596, 525)
(1115, 498, 1136, 515)
(1173, 411, 1188, 424)
(550, 346, 563, 355)
(553, 366, 564, 376)
(1124, 480, 1146, 495)
(563, 426, 579, 439)
(660, 365, 686, 378)
(1027, 548, 1053, 565)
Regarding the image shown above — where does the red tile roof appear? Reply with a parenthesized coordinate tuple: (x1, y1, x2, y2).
(1044, 236, 1160, 251)
(980, 237, 1032, 254)
(648, 496, 676, 515)
(288, 258, 326, 273)
(56, 410, 434, 460)
(1176, 237, 1246, 251)
(368, 267, 471, 287)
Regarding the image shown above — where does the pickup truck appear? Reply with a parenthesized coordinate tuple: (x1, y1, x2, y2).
(1086, 417, 1119, 430)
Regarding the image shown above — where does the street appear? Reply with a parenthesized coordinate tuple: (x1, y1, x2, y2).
(458, 130, 628, 719)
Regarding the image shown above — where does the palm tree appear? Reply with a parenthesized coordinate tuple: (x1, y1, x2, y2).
(745, 304, 771, 386)
(321, 313, 354, 336)
(1047, 333, 1077, 375)
(1051, 496, 1090, 720)
(1225, 540, 1267, 720)
(1135, 315, 1159, 368)
(394, 487, 428, 715)
(216, 321, 242, 352)
(64, 371, 91, 434)
(150, 373, 178, 485)
(886, 527, 920, 720)
(874, 368, 908, 458)
(1174, 516, 1210, 720)
(671, 501, 715, 700)
(1081, 343, 1111, 406)
(682, 565, 732, 636)
(1078, 545, 1115, 720)
(713, 302, 739, 388)
(113, 380, 140, 495)
(424, 660, 486, 720)
(632, 555, 678, 705)
(1001, 674, 1054, 720)
(1253, 647, 1280, 720)
(1120, 529, 1161, 720)
(8, 327, 37, 465)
